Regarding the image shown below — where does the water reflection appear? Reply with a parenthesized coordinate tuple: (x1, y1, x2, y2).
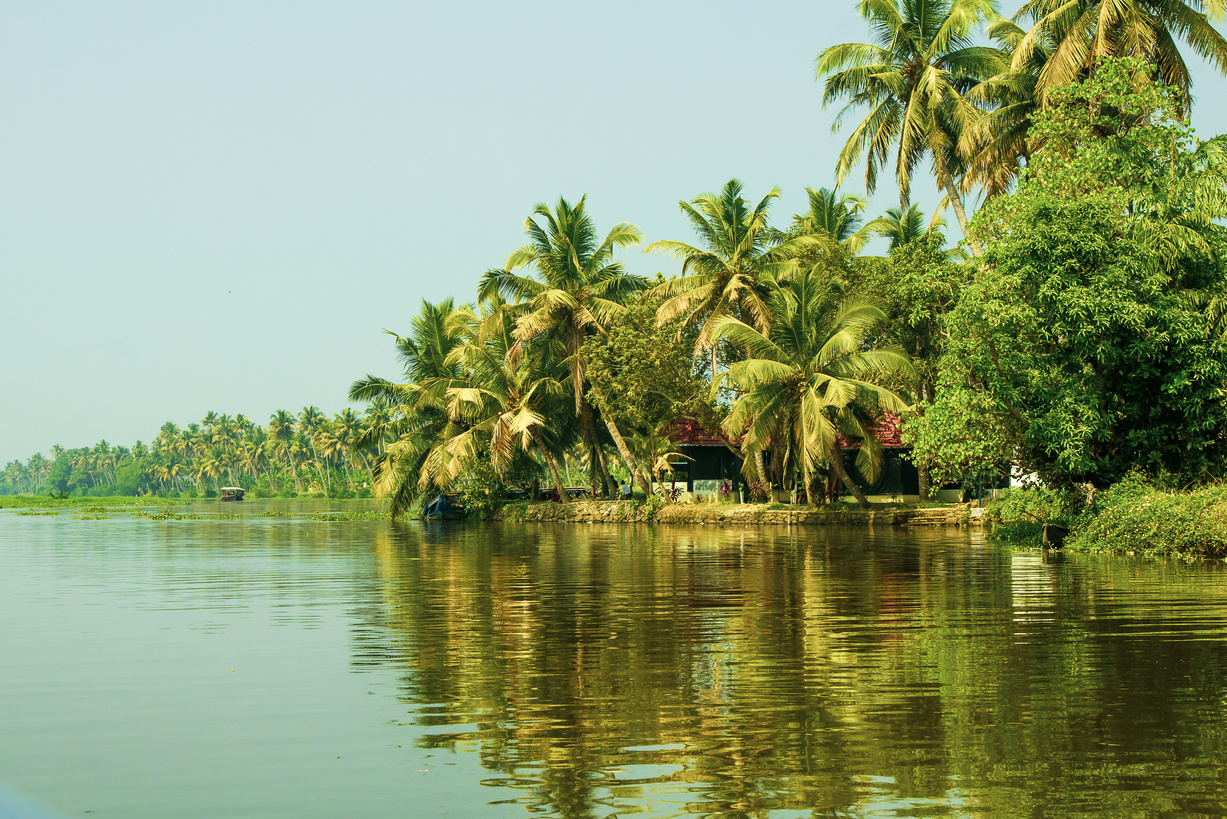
(5, 509, 1227, 817)
(357, 523, 1227, 817)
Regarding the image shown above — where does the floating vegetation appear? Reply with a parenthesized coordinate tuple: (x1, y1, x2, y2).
(80, 506, 119, 513)
(131, 511, 205, 521)
(16, 510, 59, 516)
(211, 513, 243, 520)
(73, 514, 111, 520)
(307, 511, 390, 522)
(256, 511, 291, 518)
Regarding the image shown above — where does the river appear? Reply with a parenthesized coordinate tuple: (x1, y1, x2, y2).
(2, 501, 1226, 817)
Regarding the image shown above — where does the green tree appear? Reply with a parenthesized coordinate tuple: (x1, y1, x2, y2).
(851, 233, 967, 499)
(583, 290, 723, 497)
(911, 59, 1227, 487)
(478, 195, 646, 497)
(711, 265, 913, 508)
(349, 299, 473, 515)
(1012, 0, 1227, 110)
(647, 179, 812, 374)
(816, 0, 1002, 253)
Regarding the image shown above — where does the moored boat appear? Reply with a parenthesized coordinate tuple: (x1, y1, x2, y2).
(421, 493, 465, 521)
(220, 487, 246, 502)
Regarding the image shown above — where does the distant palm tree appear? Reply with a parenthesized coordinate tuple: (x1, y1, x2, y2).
(267, 410, 301, 492)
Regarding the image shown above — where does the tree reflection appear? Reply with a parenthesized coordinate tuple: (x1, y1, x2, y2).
(359, 522, 1227, 817)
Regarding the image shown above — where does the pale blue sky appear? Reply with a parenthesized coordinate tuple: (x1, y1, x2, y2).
(2, 1, 1224, 465)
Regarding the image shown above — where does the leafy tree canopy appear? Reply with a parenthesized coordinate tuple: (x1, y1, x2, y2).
(910, 58, 1227, 488)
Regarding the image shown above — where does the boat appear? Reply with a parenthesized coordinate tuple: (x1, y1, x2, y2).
(421, 493, 466, 521)
(220, 487, 246, 502)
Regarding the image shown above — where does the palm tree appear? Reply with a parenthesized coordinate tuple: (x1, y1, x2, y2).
(868, 204, 948, 250)
(788, 187, 876, 254)
(267, 410, 301, 492)
(478, 195, 647, 496)
(647, 179, 814, 374)
(442, 312, 574, 507)
(816, 0, 1003, 253)
(349, 299, 472, 512)
(711, 265, 914, 508)
(1012, 0, 1227, 111)
(298, 406, 331, 494)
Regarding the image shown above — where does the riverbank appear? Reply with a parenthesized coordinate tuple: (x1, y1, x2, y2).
(492, 499, 983, 526)
(986, 481, 1227, 560)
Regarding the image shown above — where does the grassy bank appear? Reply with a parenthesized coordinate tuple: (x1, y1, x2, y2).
(0, 495, 196, 509)
(490, 499, 979, 527)
(987, 480, 1227, 560)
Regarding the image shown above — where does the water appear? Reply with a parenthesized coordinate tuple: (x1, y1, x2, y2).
(3, 503, 1227, 818)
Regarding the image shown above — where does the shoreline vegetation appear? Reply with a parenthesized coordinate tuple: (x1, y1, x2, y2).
(8, 487, 1227, 562)
(10, 8, 1227, 563)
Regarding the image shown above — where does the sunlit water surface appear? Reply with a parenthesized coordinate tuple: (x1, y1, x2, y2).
(3, 501, 1227, 818)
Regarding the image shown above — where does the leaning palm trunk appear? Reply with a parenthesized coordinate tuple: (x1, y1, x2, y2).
(531, 431, 569, 504)
(828, 448, 870, 509)
(754, 450, 769, 491)
(935, 158, 981, 257)
(604, 417, 651, 496)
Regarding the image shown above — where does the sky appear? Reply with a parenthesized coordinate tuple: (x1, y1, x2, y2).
(2, 1, 1225, 466)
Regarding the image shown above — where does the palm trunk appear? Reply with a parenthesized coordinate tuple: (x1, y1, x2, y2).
(532, 432, 569, 504)
(803, 461, 815, 505)
(604, 416, 651, 496)
(918, 464, 932, 503)
(936, 157, 982, 257)
(829, 447, 870, 510)
(754, 450, 768, 490)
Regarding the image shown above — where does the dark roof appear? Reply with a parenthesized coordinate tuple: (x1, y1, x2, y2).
(667, 413, 908, 449)
(840, 413, 907, 449)
(667, 416, 736, 447)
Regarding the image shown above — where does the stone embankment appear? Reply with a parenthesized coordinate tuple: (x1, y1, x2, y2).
(490, 500, 983, 526)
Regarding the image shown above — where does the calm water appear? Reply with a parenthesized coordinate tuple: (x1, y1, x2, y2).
(3, 502, 1227, 818)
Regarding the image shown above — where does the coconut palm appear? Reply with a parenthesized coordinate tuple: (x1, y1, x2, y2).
(788, 187, 876, 254)
(478, 195, 647, 496)
(816, 0, 1003, 253)
(1012, 0, 1227, 111)
(441, 309, 574, 505)
(711, 265, 914, 508)
(868, 204, 948, 250)
(267, 410, 301, 492)
(647, 179, 814, 374)
(349, 299, 472, 514)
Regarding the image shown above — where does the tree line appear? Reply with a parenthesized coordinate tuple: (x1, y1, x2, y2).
(353, 0, 1227, 515)
(1, 407, 392, 498)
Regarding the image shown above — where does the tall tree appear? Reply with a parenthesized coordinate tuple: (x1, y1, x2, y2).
(1012, 0, 1227, 110)
(816, 0, 1002, 253)
(646, 179, 812, 375)
(711, 264, 914, 508)
(478, 195, 646, 497)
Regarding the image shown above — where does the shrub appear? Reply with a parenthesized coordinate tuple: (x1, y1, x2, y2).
(1067, 481, 1227, 559)
(985, 486, 1072, 526)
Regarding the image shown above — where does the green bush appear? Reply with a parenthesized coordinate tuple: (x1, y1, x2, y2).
(1067, 481, 1227, 558)
(985, 486, 1072, 526)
